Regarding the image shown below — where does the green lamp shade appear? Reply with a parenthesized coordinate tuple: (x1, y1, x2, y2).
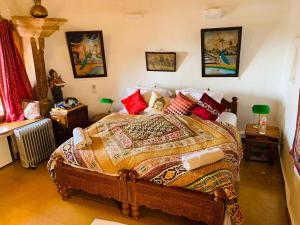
(252, 105, 270, 114)
(99, 98, 113, 104)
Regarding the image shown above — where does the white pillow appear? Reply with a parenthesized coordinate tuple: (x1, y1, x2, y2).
(175, 88, 223, 103)
(144, 91, 170, 114)
(23, 101, 41, 119)
(216, 112, 237, 127)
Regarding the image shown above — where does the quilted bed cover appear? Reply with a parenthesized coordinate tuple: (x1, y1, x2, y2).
(48, 113, 244, 224)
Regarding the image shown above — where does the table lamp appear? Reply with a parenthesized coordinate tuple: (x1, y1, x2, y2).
(252, 104, 270, 129)
(99, 98, 113, 113)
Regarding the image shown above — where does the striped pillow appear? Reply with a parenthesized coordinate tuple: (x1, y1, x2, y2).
(164, 92, 195, 115)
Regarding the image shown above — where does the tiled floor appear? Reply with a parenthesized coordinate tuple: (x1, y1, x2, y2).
(0, 159, 290, 225)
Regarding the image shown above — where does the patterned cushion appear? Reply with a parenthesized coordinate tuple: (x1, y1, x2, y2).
(191, 93, 226, 120)
(144, 91, 170, 114)
(121, 89, 148, 115)
(164, 92, 195, 115)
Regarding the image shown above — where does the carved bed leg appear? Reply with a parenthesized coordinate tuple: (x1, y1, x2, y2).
(61, 186, 69, 201)
(121, 203, 130, 217)
(131, 204, 140, 220)
(213, 190, 221, 202)
(56, 184, 61, 193)
(118, 169, 130, 217)
(128, 170, 138, 182)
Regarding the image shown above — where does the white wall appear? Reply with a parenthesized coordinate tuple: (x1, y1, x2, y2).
(0, 0, 12, 18)
(8, 0, 291, 130)
(278, 0, 300, 224)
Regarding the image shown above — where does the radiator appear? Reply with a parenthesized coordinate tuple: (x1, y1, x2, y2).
(14, 119, 56, 168)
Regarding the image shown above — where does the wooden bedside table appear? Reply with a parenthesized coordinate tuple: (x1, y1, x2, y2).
(50, 104, 89, 145)
(244, 124, 280, 164)
(90, 113, 110, 124)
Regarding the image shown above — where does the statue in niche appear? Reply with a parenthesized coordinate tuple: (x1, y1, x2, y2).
(48, 69, 66, 103)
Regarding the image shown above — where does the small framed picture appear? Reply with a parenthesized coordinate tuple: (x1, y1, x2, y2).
(66, 31, 107, 78)
(145, 52, 176, 72)
(201, 27, 242, 77)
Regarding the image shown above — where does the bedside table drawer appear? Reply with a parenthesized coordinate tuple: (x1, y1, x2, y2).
(245, 135, 278, 144)
(51, 115, 67, 125)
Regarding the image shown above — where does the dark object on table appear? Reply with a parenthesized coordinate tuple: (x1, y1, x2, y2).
(65, 97, 80, 107)
(48, 69, 66, 103)
(244, 124, 280, 164)
(50, 104, 89, 146)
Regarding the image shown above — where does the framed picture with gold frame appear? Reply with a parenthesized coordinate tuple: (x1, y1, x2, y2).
(66, 31, 107, 78)
(201, 27, 242, 77)
(145, 52, 176, 72)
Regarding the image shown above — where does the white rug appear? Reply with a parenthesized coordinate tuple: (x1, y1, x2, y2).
(91, 219, 127, 225)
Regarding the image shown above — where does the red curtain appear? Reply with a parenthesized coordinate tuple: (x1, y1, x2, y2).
(292, 91, 300, 175)
(0, 20, 34, 122)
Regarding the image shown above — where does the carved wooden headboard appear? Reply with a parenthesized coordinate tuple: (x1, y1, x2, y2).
(221, 97, 238, 115)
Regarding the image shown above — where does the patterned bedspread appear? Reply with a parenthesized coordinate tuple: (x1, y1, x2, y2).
(48, 113, 244, 224)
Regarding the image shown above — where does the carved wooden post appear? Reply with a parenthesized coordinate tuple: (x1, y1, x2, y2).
(118, 169, 130, 217)
(55, 156, 69, 200)
(128, 170, 140, 220)
(131, 204, 140, 220)
(12, 16, 67, 115)
(213, 189, 221, 202)
(232, 97, 238, 115)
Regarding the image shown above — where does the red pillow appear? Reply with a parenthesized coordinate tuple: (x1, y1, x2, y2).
(121, 89, 148, 115)
(191, 93, 226, 120)
(164, 92, 195, 115)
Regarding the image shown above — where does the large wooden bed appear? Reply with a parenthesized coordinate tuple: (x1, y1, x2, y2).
(53, 97, 239, 225)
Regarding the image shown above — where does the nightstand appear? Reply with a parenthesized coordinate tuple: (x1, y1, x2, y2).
(244, 124, 280, 164)
(90, 113, 110, 124)
(50, 104, 89, 145)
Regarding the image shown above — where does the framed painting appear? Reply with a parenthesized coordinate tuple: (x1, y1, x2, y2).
(201, 27, 242, 77)
(145, 52, 176, 72)
(66, 31, 107, 78)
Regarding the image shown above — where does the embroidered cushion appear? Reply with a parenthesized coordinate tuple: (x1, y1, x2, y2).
(121, 89, 148, 115)
(144, 91, 171, 114)
(191, 93, 226, 120)
(164, 92, 195, 115)
(175, 88, 223, 103)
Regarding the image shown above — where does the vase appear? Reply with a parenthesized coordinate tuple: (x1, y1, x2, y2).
(30, 0, 48, 18)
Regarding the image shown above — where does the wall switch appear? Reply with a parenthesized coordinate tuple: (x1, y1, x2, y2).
(92, 84, 97, 93)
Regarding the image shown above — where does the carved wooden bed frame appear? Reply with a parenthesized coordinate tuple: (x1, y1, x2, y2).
(54, 97, 238, 225)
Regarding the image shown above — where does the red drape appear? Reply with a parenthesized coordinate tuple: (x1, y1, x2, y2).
(0, 20, 34, 122)
(292, 91, 300, 175)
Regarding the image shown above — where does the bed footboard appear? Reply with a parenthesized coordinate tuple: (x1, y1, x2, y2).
(127, 171, 225, 225)
(55, 157, 130, 217)
(54, 158, 225, 225)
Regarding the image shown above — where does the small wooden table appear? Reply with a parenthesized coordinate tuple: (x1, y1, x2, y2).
(90, 113, 110, 124)
(244, 124, 280, 164)
(50, 104, 89, 146)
